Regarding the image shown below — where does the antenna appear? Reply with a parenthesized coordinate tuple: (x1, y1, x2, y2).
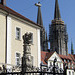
(35, 2, 41, 7)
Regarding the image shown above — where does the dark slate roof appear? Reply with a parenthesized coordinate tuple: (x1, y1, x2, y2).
(0, 4, 42, 28)
(37, 6, 43, 26)
(54, 0, 61, 19)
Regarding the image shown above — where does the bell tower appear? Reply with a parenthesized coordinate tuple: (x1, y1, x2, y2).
(49, 0, 68, 55)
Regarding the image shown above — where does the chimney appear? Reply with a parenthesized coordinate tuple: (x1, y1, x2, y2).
(0, 0, 6, 6)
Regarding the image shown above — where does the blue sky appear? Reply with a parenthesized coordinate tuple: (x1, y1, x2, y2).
(7, 0, 75, 54)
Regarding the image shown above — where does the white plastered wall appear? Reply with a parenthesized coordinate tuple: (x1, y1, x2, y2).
(7, 16, 12, 69)
(48, 52, 63, 69)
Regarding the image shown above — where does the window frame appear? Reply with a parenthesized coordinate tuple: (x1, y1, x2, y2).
(72, 72, 74, 75)
(69, 71, 71, 75)
(31, 33, 33, 44)
(15, 27, 21, 40)
(60, 63, 61, 68)
(15, 52, 21, 66)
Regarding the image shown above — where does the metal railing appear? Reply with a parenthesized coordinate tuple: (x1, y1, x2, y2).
(0, 71, 65, 75)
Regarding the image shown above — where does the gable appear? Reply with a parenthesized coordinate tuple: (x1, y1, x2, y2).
(48, 52, 63, 63)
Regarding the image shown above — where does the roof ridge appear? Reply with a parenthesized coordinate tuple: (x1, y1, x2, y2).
(0, 4, 42, 28)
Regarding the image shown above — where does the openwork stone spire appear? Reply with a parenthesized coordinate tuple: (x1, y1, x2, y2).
(54, 0, 61, 20)
(49, 0, 68, 55)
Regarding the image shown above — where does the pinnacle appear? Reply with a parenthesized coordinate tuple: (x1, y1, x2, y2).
(54, 0, 61, 20)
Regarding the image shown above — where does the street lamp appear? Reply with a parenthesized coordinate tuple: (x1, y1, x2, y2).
(64, 62, 68, 75)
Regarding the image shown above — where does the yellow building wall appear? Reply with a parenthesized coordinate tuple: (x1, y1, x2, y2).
(0, 11, 40, 68)
(11, 17, 38, 67)
(0, 14, 6, 64)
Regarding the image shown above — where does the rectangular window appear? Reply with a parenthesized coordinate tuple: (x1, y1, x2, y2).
(16, 27, 21, 40)
(16, 53, 20, 66)
(72, 72, 74, 75)
(68, 63, 70, 68)
(60, 63, 61, 68)
(31, 33, 33, 44)
(50, 62, 52, 66)
(72, 64, 73, 69)
(69, 71, 71, 75)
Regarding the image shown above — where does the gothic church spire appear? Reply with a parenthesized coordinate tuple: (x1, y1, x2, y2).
(35, 2, 43, 25)
(49, 0, 68, 55)
(35, 2, 46, 51)
(54, 0, 61, 20)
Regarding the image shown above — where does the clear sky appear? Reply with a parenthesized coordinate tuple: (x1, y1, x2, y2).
(7, 0, 75, 54)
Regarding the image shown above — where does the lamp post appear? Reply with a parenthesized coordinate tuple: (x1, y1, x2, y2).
(40, 63, 43, 75)
(64, 62, 68, 75)
(53, 58, 57, 75)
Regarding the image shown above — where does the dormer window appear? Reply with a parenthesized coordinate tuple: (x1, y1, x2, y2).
(71, 61, 72, 64)
(68, 63, 70, 68)
(67, 60, 69, 63)
(72, 64, 73, 69)
(64, 59, 66, 63)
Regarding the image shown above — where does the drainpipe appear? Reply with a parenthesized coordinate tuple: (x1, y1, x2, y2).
(5, 14, 9, 64)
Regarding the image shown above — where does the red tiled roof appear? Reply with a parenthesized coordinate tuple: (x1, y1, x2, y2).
(41, 51, 75, 65)
(73, 54, 75, 58)
(59, 54, 72, 60)
(59, 54, 75, 65)
(41, 51, 48, 64)
(45, 51, 54, 61)
(0, 4, 42, 28)
(41, 51, 55, 64)
(72, 61, 75, 65)
(69, 54, 75, 61)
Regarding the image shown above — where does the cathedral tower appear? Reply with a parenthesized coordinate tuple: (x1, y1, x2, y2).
(35, 2, 47, 51)
(49, 0, 68, 55)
